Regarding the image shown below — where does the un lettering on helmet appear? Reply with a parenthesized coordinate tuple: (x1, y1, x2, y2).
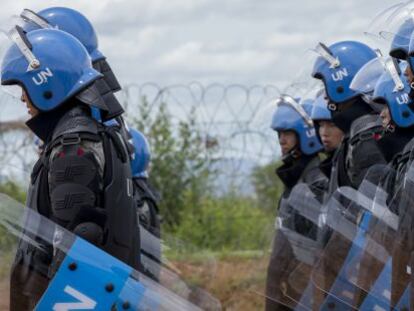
(331, 67, 349, 82)
(31, 67, 54, 86)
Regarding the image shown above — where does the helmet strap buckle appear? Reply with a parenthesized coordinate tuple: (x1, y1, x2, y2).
(328, 103, 337, 111)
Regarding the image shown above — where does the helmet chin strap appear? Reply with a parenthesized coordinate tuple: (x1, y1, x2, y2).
(281, 146, 301, 163)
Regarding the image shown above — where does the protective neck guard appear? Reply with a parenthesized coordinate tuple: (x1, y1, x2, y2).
(93, 58, 122, 93)
(26, 101, 80, 142)
(331, 97, 373, 134)
(92, 59, 124, 121)
(378, 126, 414, 162)
(276, 153, 316, 189)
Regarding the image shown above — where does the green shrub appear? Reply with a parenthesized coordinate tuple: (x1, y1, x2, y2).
(170, 193, 274, 252)
(130, 97, 214, 229)
(251, 161, 283, 214)
(0, 181, 26, 251)
(0, 181, 26, 204)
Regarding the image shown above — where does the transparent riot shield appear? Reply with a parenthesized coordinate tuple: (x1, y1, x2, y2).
(283, 183, 326, 311)
(138, 226, 220, 310)
(287, 164, 397, 309)
(328, 161, 414, 310)
(0, 192, 221, 310)
(330, 171, 397, 309)
(2, 162, 220, 310)
(286, 182, 360, 310)
(305, 161, 414, 309)
(396, 160, 414, 310)
(313, 190, 389, 309)
(261, 183, 325, 311)
(330, 173, 395, 308)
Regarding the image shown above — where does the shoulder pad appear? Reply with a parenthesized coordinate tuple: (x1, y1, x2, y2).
(52, 107, 100, 142)
(350, 114, 382, 140)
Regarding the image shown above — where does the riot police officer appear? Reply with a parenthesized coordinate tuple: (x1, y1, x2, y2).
(337, 54, 414, 308)
(265, 95, 326, 310)
(308, 41, 387, 305)
(384, 25, 414, 308)
(311, 41, 386, 191)
(1, 27, 139, 309)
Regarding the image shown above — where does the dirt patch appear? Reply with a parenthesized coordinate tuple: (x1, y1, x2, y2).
(0, 281, 9, 311)
(174, 253, 270, 310)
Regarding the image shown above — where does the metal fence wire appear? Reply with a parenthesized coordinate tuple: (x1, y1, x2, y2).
(0, 82, 281, 193)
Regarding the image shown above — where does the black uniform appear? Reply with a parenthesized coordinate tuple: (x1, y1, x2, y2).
(265, 153, 327, 311)
(10, 102, 139, 310)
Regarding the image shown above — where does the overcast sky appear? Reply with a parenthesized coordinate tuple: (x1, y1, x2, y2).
(0, 1, 400, 88)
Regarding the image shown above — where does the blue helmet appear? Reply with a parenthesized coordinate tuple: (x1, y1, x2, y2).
(312, 41, 377, 105)
(129, 128, 151, 178)
(373, 59, 414, 127)
(19, 8, 123, 118)
(1, 27, 104, 112)
(271, 95, 323, 155)
(390, 18, 414, 60)
(311, 91, 331, 121)
(21, 8, 104, 62)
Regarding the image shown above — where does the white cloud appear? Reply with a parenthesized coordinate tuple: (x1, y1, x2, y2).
(0, 0, 402, 87)
(100, 26, 167, 59)
(264, 32, 313, 49)
(157, 41, 279, 73)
